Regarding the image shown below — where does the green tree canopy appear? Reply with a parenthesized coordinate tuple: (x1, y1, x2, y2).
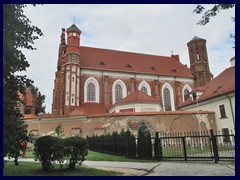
(3, 4, 43, 164)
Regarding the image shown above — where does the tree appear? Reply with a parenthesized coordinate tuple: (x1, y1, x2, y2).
(194, 4, 235, 25)
(137, 121, 152, 159)
(194, 4, 235, 47)
(3, 4, 43, 164)
(55, 124, 65, 138)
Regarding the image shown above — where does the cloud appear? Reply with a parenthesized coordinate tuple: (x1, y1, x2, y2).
(21, 4, 235, 113)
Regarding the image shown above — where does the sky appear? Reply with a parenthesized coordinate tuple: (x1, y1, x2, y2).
(20, 4, 235, 113)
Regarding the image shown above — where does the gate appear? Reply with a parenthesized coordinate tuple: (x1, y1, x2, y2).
(157, 129, 235, 163)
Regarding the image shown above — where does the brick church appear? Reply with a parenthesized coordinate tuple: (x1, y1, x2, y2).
(52, 24, 213, 116)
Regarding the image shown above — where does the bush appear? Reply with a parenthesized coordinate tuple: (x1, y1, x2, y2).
(34, 136, 64, 171)
(63, 137, 88, 169)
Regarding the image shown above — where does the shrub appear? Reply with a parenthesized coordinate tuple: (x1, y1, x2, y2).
(63, 137, 88, 169)
(34, 136, 64, 171)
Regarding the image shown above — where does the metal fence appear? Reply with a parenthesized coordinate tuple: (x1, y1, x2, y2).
(87, 129, 235, 163)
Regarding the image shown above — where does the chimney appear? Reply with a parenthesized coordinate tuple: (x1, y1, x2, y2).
(230, 57, 235, 67)
(171, 54, 180, 62)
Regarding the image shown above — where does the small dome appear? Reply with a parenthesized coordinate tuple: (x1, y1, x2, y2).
(67, 24, 81, 34)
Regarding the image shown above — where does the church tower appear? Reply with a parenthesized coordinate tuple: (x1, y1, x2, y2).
(187, 36, 213, 87)
(52, 24, 81, 115)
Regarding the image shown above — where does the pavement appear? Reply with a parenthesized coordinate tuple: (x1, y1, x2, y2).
(4, 157, 235, 176)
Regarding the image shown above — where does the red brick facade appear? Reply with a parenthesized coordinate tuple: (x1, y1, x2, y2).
(52, 24, 212, 116)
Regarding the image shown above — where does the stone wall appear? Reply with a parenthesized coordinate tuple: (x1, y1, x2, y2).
(24, 111, 216, 138)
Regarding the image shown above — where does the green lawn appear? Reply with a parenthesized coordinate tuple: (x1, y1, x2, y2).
(3, 161, 122, 176)
(25, 149, 156, 162)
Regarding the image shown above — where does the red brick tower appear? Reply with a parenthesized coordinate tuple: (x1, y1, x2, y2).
(187, 36, 213, 87)
(52, 24, 81, 115)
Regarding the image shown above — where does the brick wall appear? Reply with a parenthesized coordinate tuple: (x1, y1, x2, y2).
(25, 111, 216, 138)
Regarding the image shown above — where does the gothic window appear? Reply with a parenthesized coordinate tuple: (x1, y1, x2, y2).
(112, 79, 127, 104)
(115, 84, 123, 103)
(138, 81, 151, 96)
(163, 88, 172, 111)
(84, 77, 100, 103)
(141, 86, 148, 94)
(87, 83, 96, 102)
(184, 89, 190, 102)
(182, 84, 192, 102)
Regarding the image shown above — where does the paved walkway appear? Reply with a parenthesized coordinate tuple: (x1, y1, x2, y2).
(5, 158, 235, 176)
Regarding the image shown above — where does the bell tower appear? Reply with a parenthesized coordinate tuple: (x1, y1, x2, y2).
(187, 36, 213, 87)
(52, 24, 82, 115)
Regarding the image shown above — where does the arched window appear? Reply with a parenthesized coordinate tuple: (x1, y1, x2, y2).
(112, 79, 127, 104)
(161, 83, 175, 111)
(141, 86, 148, 94)
(87, 83, 95, 102)
(115, 84, 123, 103)
(184, 89, 190, 102)
(163, 88, 172, 111)
(138, 81, 151, 96)
(84, 77, 99, 103)
(182, 84, 192, 102)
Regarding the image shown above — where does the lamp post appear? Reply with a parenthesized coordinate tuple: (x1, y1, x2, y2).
(38, 112, 43, 136)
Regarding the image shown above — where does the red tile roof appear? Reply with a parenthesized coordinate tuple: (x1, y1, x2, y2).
(180, 66, 235, 107)
(77, 103, 108, 115)
(70, 108, 86, 116)
(112, 90, 159, 108)
(79, 46, 193, 78)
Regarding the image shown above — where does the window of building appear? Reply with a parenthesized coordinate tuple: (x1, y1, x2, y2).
(84, 77, 100, 103)
(115, 84, 123, 103)
(72, 77, 74, 82)
(138, 81, 151, 96)
(222, 128, 230, 143)
(25, 108, 31, 114)
(72, 97, 74, 104)
(196, 47, 200, 60)
(219, 105, 227, 118)
(87, 83, 96, 102)
(163, 88, 172, 111)
(141, 86, 148, 94)
(112, 79, 127, 104)
(184, 89, 190, 101)
(192, 93, 197, 101)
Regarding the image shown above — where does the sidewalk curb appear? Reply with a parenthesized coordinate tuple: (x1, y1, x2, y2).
(227, 165, 235, 171)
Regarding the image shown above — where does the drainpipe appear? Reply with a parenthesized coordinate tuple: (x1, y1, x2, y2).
(226, 94, 235, 130)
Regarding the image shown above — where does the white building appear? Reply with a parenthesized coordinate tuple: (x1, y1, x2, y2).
(179, 57, 235, 135)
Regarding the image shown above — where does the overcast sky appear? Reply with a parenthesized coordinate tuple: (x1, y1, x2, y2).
(21, 4, 235, 113)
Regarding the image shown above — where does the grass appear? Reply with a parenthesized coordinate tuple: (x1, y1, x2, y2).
(25, 149, 156, 162)
(3, 161, 122, 176)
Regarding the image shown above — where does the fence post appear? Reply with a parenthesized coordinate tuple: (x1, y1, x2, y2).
(159, 137, 163, 161)
(182, 137, 187, 161)
(101, 135, 103, 153)
(210, 129, 219, 163)
(154, 132, 160, 160)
